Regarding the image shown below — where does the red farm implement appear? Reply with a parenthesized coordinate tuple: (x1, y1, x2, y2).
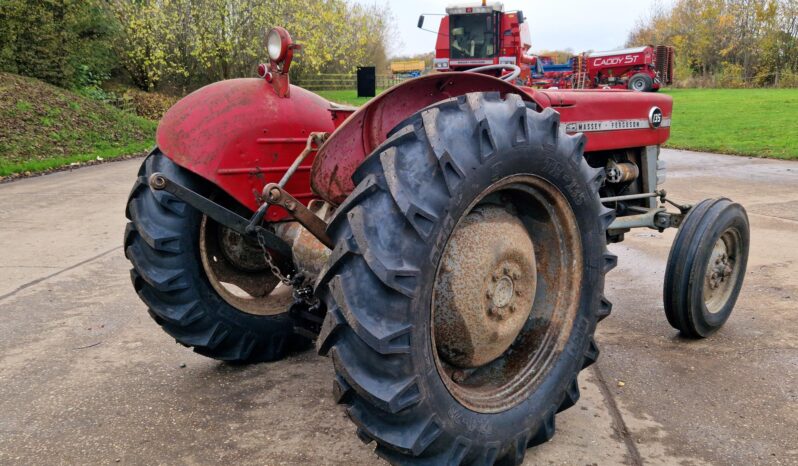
(542, 45, 676, 91)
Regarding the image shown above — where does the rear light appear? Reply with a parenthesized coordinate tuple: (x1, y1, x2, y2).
(257, 63, 273, 82)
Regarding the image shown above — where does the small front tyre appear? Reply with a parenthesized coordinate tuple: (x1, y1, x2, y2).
(664, 198, 750, 338)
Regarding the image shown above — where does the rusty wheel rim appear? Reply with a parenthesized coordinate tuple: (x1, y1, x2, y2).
(702, 229, 742, 314)
(199, 215, 293, 316)
(431, 175, 583, 413)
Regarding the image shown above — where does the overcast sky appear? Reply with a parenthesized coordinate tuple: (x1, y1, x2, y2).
(356, 0, 673, 57)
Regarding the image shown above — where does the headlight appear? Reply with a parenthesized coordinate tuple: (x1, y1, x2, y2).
(267, 28, 287, 62)
(434, 58, 450, 70)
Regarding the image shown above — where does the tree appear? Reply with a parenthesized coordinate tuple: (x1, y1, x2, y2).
(0, 0, 116, 88)
(626, 0, 798, 86)
(109, 0, 174, 91)
(188, 0, 273, 81)
(106, 0, 394, 91)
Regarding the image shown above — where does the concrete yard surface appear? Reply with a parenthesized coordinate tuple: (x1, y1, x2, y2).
(0, 149, 796, 465)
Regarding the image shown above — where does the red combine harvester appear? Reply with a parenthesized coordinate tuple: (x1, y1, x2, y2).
(125, 25, 748, 465)
(420, 2, 675, 91)
(419, 1, 539, 84)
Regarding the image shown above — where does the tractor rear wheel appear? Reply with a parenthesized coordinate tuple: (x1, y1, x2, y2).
(664, 198, 750, 337)
(124, 151, 306, 362)
(316, 93, 617, 464)
(628, 73, 654, 92)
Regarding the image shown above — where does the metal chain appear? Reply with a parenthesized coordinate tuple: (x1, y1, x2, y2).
(257, 229, 318, 306)
(249, 132, 329, 290)
(256, 229, 293, 286)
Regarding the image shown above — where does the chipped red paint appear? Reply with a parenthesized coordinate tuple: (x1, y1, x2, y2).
(311, 74, 671, 205)
(156, 73, 671, 217)
(156, 78, 340, 221)
(310, 73, 542, 205)
(535, 88, 672, 151)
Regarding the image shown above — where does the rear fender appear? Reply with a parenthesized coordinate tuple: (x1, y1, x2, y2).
(156, 78, 342, 220)
(311, 73, 542, 205)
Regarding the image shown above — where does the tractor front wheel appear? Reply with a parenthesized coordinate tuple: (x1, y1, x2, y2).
(316, 93, 617, 464)
(664, 198, 750, 337)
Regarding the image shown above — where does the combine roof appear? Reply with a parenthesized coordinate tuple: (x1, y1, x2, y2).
(446, 1, 504, 14)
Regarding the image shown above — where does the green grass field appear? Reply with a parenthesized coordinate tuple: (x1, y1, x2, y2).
(315, 89, 385, 107)
(663, 88, 797, 159)
(318, 88, 798, 160)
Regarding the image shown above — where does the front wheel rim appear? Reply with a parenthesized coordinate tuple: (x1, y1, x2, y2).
(702, 228, 743, 314)
(431, 175, 584, 413)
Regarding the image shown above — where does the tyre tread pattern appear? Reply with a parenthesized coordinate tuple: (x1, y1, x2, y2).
(316, 93, 616, 464)
(125, 151, 301, 362)
(664, 198, 748, 337)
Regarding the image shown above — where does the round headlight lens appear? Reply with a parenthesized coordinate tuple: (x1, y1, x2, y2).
(267, 29, 284, 61)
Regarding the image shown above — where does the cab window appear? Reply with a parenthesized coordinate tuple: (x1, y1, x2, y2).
(449, 13, 496, 59)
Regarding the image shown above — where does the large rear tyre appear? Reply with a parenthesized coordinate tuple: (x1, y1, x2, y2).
(316, 93, 617, 464)
(124, 151, 306, 362)
(664, 198, 750, 338)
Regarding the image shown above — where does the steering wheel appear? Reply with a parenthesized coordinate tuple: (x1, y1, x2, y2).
(467, 64, 522, 82)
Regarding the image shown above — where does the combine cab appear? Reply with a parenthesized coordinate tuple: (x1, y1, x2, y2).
(124, 25, 748, 465)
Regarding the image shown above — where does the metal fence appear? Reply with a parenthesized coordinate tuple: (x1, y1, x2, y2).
(296, 74, 415, 91)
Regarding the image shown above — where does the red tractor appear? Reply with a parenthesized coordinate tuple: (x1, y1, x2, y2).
(125, 26, 749, 465)
(420, 2, 675, 92)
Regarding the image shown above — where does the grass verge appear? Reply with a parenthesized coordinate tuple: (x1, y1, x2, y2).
(663, 88, 798, 160)
(315, 89, 385, 106)
(0, 72, 156, 177)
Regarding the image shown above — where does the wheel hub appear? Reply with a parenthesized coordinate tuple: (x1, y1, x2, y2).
(431, 175, 584, 413)
(708, 252, 732, 289)
(703, 233, 740, 313)
(433, 206, 536, 369)
(490, 275, 514, 314)
(218, 226, 270, 271)
(199, 215, 291, 316)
